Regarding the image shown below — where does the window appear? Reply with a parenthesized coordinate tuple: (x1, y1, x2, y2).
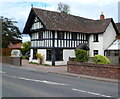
(107, 51, 110, 56)
(33, 49, 37, 59)
(39, 31, 43, 40)
(46, 49, 52, 61)
(57, 32, 64, 39)
(94, 50, 98, 56)
(46, 49, 63, 61)
(72, 33, 77, 40)
(115, 51, 119, 56)
(93, 34, 99, 42)
(56, 49, 63, 61)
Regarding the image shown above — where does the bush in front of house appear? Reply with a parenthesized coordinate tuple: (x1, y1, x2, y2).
(36, 53, 44, 64)
(93, 55, 110, 64)
(21, 55, 26, 59)
(75, 49, 89, 62)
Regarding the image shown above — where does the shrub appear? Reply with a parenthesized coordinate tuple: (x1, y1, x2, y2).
(21, 55, 26, 59)
(93, 55, 110, 64)
(36, 53, 44, 64)
(75, 49, 89, 62)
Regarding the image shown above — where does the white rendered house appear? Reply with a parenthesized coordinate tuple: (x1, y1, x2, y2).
(23, 7, 119, 65)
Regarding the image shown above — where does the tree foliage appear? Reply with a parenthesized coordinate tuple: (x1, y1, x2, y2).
(22, 41, 31, 55)
(57, 2, 70, 14)
(75, 49, 89, 62)
(1, 16, 21, 48)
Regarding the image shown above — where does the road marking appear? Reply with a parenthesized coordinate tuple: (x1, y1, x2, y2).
(0, 71, 5, 74)
(42, 80, 68, 85)
(3, 74, 68, 86)
(72, 88, 112, 97)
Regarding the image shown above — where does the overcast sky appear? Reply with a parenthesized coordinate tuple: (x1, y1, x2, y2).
(1, 0, 120, 42)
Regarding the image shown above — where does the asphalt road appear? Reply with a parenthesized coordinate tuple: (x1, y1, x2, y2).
(2, 64, 119, 98)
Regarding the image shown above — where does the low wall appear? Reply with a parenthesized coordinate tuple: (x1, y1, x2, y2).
(67, 61, 120, 79)
(2, 56, 22, 66)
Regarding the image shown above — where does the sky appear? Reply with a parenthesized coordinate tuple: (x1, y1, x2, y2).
(1, 0, 120, 42)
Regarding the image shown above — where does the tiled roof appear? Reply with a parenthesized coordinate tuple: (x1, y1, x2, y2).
(107, 40, 120, 50)
(8, 43, 22, 48)
(23, 7, 118, 34)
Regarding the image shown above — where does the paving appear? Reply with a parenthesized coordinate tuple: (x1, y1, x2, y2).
(3, 59, 119, 83)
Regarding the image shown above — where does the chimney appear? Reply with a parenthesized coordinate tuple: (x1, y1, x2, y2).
(100, 12, 105, 20)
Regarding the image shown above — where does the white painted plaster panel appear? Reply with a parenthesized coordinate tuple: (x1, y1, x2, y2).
(103, 22, 116, 50)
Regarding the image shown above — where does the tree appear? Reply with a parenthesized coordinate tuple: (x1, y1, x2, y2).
(57, 2, 70, 14)
(22, 41, 31, 55)
(1, 16, 22, 48)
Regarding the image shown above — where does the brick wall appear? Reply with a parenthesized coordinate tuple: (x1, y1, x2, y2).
(2, 56, 22, 66)
(67, 61, 120, 79)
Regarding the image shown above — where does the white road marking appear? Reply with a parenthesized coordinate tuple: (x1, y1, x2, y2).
(0, 71, 5, 74)
(72, 88, 112, 97)
(3, 74, 68, 86)
(42, 80, 68, 85)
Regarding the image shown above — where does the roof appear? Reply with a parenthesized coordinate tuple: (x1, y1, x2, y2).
(106, 39, 120, 50)
(76, 43, 90, 51)
(115, 23, 120, 34)
(23, 7, 118, 34)
(8, 43, 22, 48)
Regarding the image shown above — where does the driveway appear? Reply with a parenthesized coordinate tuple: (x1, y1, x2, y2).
(22, 59, 67, 73)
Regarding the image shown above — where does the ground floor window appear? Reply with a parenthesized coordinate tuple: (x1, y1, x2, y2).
(46, 49, 52, 61)
(56, 49, 63, 61)
(93, 50, 98, 56)
(33, 48, 37, 59)
(46, 49, 63, 61)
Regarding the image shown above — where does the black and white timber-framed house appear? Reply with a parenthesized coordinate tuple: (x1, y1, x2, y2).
(23, 7, 119, 65)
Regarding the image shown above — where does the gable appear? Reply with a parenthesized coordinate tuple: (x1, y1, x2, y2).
(23, 9, 46, 34)
(30, 17, 44, 30)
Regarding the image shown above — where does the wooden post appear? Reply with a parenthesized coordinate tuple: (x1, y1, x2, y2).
(52, 48, 55, 66)
(52, 31, 55, 66)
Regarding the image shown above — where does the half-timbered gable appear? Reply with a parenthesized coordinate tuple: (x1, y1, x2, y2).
(23, 7, 118, 65)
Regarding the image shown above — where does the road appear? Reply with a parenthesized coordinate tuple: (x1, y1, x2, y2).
(2, 64, 119, 98)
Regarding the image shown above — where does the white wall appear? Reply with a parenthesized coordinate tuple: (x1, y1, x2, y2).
(54, 49, 75, 65)
(89, 34, 103, 57)
(103, 22, 116, 50)
(89, 22, 117, 57)
(29, 49, 75, 65)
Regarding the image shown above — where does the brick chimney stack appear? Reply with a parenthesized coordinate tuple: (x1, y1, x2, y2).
(100, 12, 105, 20)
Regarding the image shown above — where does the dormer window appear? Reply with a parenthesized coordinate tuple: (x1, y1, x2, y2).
(93, 34, 99, 42)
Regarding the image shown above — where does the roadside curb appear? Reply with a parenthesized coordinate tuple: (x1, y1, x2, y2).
(49, 72, 119, 83)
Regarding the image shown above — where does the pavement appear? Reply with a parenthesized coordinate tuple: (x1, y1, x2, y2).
(3, 59, 119, 83)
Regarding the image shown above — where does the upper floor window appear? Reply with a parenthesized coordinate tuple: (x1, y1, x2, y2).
(93, 34, 99, 42)
(72, 33, 77, 40)
(39, 31, 43, 40)
(57, 32, 64, 39)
